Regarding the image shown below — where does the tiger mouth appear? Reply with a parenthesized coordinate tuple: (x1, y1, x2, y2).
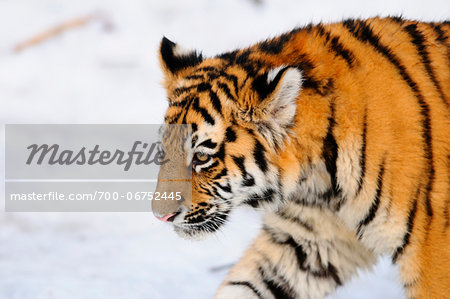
(172, 212, 229, 239)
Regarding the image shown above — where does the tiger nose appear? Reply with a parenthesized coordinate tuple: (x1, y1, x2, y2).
(155, 212, 180, 222)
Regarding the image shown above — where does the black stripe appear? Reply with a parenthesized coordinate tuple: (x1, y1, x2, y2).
(225, 127, 237, 143)
(186, 214, 205, 224)
(327, 263, 343, 286)
(217, 82, 235, 101)
(262, 224, 281, 240)
(243, 189, 275, 207)
(192, 97, 215, 126)
(173, 85, 197, 97)
(356, 109, 367, 196)
(276, 211, 314, 232)
(242, 176, 255, 187)
(258, 30, 297, 54)
(246, 127, 255, 136)
(197, 139, 217, 149)
(390, 15, 405, 24)
(431, 24, 448, 44)
(243, 196, 259, 208)
(279, 236, 308, 270)
(164, 112, 182, 124)
(392, 192, 419, 263)
(213, 142, 225, 161)
(344, 19, 434, 225)
(220, 72, 239, 97)
(222, 50, 261, 78)
(168, 97, 189, 108)
(228, 281, 263, 298)
(316, 24, 332, 42)
(262, 278, 294, 299)
(205, 71, 219, 80)
(304, 23, 314, 32)
(278, 236, 342, 285)
(215, 181, 231, 193)
(259, 36, 288, 54)
(322, 102, 340, 199)
(213, 168, 227, 180)
(316, 25, 356, 67)
(294, 54, 315, 73)
(403, 23, 447, 107)
(258, 266, 295, 299)
(196, 84, 223, 116)
(196, 82, 211, 92)
(194, 66, 218, 73)
(181, 95, 195, 124)
(329, 35, 356, 67)
(252, 67, 290, 100)
(232, 156, 255, 187)
(218, 50, 238, 62)
(302, 75, 335, 96)
(356, 159, 385, 238)
(302, 76, 320, 92)
(206, 70, 240, 98)
(185, 74, 204, 80)
(198, 184, 215, 198)
(253, 139, 268, 172)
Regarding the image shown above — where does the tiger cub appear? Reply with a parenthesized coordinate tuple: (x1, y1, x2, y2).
(152, 17, 449, 298)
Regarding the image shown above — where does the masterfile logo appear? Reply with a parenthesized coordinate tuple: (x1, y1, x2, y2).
(5, 124, 192, 212)
(26, 141, 168, 171)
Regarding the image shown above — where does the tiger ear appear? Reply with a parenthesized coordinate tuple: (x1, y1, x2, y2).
(159, 37, 203, 77)
(239, 66, 302, 148)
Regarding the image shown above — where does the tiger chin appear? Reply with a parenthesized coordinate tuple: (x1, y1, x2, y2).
(152, 17, 449, 299)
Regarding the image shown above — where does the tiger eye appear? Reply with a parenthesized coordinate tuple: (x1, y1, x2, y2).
(195, 152, 209, 162)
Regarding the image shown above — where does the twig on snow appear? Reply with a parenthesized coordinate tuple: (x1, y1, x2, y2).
(13, 11, 113, 53)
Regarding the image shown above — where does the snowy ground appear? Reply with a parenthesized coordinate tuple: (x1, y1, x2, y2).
(0, 0, 448, 298)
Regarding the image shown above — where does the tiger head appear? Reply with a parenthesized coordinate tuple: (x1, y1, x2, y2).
(152, 37, 303, 240)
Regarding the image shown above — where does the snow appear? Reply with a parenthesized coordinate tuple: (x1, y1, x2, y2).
(0, 0, 447, 298)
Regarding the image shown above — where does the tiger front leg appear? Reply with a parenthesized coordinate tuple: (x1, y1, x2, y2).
(215, 206, 376, 299)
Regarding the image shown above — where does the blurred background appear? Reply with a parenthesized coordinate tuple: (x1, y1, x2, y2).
(0, 0, 448, 298)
